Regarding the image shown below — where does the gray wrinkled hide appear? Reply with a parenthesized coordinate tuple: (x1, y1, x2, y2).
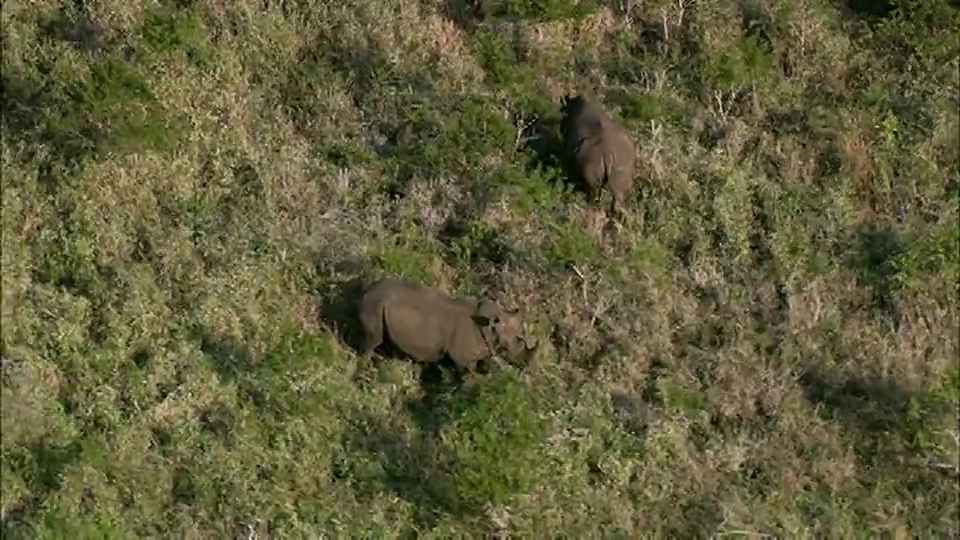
(559, 94, 637, 218)
(358, 277, 535, 373)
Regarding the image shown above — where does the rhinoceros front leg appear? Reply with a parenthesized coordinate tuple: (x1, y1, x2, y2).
(444, 347, 480, 376)
(361, 329, 380, 360)
(355, 308, 385, 384)
(446, 342, 480, 381)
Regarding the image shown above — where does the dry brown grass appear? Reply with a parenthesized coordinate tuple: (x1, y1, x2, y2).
(2, 0, 959, 537)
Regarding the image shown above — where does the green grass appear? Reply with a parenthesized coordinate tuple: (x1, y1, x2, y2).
(2, 0, 959, 537)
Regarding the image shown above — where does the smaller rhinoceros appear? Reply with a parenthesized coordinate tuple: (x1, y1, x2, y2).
(559, 94, 637, 219)
(357, 277, 537, 373)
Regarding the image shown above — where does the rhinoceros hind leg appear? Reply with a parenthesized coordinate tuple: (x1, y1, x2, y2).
(358, 304, 384, 356)
(609, 190, 628, 223)
(585, 182, 601, 204)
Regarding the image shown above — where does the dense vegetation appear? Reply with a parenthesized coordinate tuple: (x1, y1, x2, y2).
(2, 0, 958, 537)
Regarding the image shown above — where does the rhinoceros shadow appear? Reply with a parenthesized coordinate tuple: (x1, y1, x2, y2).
(318, 275, 373, 356)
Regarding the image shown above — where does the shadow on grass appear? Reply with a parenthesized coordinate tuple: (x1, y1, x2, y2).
(797, 365, 960, 535)
(843, 0, 895, 20)
(438, 216, 513, 270)
(38, 4, 105, 52)
(440, 0, 484, 31)
(317, 275, 370, 356)
(610, 391, 654, 441)
(0, 68, 95, 173)
(0, 440, 83, 538)
(2, 17, 182, 184)
(519, 115, 563, 172)
(800, 366, 914, 444)
(197, 326, 336, 428)
(514, 109, 596, 201)
(280, 39, 401, 141)
(339, 409, 461, 532)
(842, 220, 907, 320)
(198, 333, 254, 386)
(798, 365, 957, 492)
(338, 381, 471, 532)
(339, 371, 544, 531)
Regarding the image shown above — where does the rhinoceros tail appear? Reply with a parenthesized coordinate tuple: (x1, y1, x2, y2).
(601, 151, 618, 188)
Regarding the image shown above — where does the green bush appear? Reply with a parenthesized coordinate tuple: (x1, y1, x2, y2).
(390, 94, 514, 172)
(470, 26, 538, 88)
(31, 218, 105, 302)
(652, 377, 708, 414)
(139, 5, 211, 66)
(439, 371, 547, 509)
(36, 512, 131, 540)
(893, 222, 960, 292)
(479, 0, 600, 22)
(602, 28, 663, 87)
(606, 90, 689, 129)
(494, 162, 569, 217)
(443, 219, 508, 268)
(871, 0, 960, 84)
(448, 96, 516, 165)
(545, 219, 604, 270)
(374, 243, 442, 284)
(703, 34, 774, 92)
(855, 0, 959, 143)
(17, 55, 184, 164)
(232, 327, 337, 423)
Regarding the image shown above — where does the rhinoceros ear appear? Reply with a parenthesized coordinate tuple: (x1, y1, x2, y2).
(475, 299, 502, 320)
(471, 314, 495, 327)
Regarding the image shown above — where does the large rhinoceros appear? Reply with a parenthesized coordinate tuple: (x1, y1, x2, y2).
(559, 94, 637, 219)
(357, 277, 538, 373)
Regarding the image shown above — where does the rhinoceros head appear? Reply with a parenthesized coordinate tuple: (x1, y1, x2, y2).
(472, 299, 537, 362)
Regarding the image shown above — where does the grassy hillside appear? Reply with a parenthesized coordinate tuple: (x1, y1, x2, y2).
(2, 0, 959, 537)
